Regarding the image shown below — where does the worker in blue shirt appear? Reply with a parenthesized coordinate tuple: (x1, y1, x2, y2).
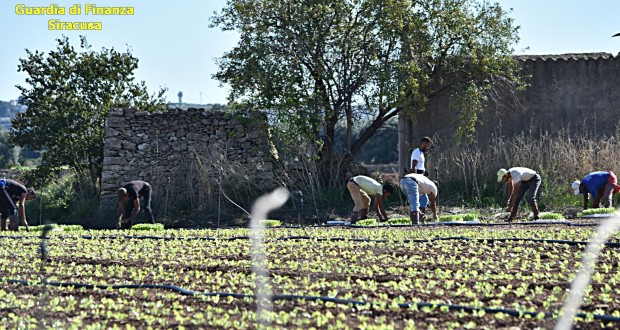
(571, 171, 620, 210)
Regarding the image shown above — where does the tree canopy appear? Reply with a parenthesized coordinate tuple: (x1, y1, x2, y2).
(211, 0, 524, 178)
(11, 36, 167, 188)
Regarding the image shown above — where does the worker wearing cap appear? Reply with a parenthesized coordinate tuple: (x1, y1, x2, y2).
(571, 171, 620, 210)
(497, 167, 541, 222)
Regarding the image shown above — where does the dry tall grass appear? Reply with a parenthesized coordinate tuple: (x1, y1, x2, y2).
(432, 129, 620, 208)
(184, 144, 286, 220)
(177, 145, 363, 225)
(156, 127, 620, 222)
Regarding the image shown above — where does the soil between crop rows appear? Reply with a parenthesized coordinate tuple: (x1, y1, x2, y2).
(0, 225, 619, 329)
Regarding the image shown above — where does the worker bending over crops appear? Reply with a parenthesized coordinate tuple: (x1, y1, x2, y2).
(571, 171, 620, 210)
(497, 167, 541, 222)
(346, 176, 393, 224)
(400, 173, 438, 224)
(117, 180, 155, 229)
(0, 179, 36, 231)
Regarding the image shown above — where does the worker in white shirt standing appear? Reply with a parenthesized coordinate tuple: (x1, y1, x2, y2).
(410, 137, 432, 216)
(497, 167, 542, 222)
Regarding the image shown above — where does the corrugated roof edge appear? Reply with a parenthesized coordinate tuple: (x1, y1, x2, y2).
(516, 52, 616, 62)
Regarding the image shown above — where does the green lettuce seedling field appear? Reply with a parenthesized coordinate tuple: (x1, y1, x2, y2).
(2, 224, 620, 328)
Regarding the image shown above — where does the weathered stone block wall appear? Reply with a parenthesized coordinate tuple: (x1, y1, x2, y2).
(96, 108, 277, 227)
(399, 53, 620, 173)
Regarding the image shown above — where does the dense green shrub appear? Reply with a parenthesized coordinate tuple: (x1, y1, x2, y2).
(21, 169, 99, 226)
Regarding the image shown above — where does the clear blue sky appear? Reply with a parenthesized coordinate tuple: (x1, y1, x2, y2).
(1, 0, 619, 104)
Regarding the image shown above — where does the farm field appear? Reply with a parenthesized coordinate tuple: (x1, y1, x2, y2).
(2, 224, 620, 329)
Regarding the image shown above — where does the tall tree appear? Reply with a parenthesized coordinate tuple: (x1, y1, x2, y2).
(12, 36, 167, 189)
(211, 0, 525, 180)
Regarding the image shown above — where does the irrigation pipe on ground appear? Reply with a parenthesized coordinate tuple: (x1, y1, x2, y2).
(2, 277, 619, 323)
(276, 236, 620, 247)
(3, 234, 620, 248)
(9, 222, 617, 324)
